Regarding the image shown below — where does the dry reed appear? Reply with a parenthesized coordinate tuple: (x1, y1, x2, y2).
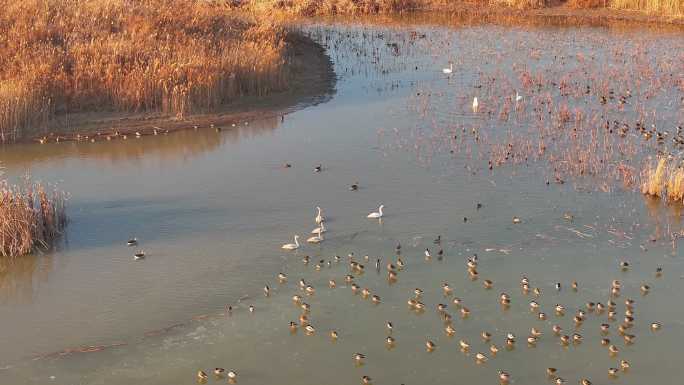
(0, 174, 67, 258)
(610, 0, 684, 15)
(0, 0, 291, 142)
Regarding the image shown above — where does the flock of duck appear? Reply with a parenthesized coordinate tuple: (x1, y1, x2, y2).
(193, 205, 666, 385)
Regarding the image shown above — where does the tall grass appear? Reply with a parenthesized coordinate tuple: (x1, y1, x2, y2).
(0, 0, 291, 142)
(642, 157, 684, 204)
(610, 0, 684, 15)
(0, 175, 67, 258)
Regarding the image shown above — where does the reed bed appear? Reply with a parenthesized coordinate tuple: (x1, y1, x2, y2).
(611, 0, 684, 15)
(0, 0, 291, 142)
(0, 176, 67, 258)
(641, 157, 684, 203)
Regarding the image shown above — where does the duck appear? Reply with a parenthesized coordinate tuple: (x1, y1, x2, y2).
(263, 285, 270, 297)
(304, 325, 315, 335)
(292, 294, 302, 304)
(349, 182, 359, 191)
(572, 333, 583, 344)
(362, 375, 372, 385)
(623, 334, 636, 344)
(608, 345, 619, 355)
(620, 360, 630, 371)
(492, 370, 509, 385)
(608, 368, 619, 377)
(483, 279, 493, 289)
(227, 371, 237, 382)
(459, 339, 470, 351)
(426, 340, 436, 352)
(481, 331, 492, 341)
(289, 321, 298, 332)
(133, 251, 146, 260)
(538, 312, 547, 321)
(546, 367, 558, 377)
(552, 325, 562, 335)
(472, 97, 479, 113)
(490, 344, 499, 355)
(475, 352, 488, 363)
(328, 279, 336, 288)
(353, 353, 366, 364)
(127, 238, 138, 246)
(452, 297, 462, 307)
(442, 283, 452, 295)
(651, 322, 662, 331)
(555, 304, 565, 315)
(600, 323, 610, 334)
(445, 325, 456, 336)
(367, 204, 384, 219)
(460, 307, 471, 318)
(314, 164, 322, 172)
(601, 338, 610, 346)
(559, 335, 570, 346)
(554, 378, 566, 385)
(248, 305, 255, 313)
(305, 285, 315, 295)
(197, 371, 209, 380)
(425, 248, 432, 259)
(386, 336, 395, 347)
(620, 261, 630, 271)
(512, 216, 521, 224)
(555, 282, 561, 291)
(580, 379, 591, 385)
(640, 284, 650, 294)
(571, 281, 579, 291)
(527, 336, 538, 346)
(330, 330, 339, 340)
(586, 302, 595, 312)
(281, 235, 300, 250)
(214, 368, 225, 376)
(530, 327, 542, 337)
(277, 273, 287, 282)
(371, 295, 381, 304)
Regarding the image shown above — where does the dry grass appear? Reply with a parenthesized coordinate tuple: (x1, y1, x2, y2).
(642, 157, 684, 203)
(0, 0, 291, 142)
(610, 0, 684, 15)
(0, 174, 67, 258)
(567, 0, 606, 8)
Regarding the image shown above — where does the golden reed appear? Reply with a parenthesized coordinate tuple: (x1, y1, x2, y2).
(0, 175, 67, 258)
(0, 0, 290, 142)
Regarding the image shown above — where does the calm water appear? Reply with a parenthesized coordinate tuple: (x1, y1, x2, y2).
(1, 16, 683, 385)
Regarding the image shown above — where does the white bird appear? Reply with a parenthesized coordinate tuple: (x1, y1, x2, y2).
(367, 204, 384, 219)
(307, 233, 323, 244)
(282, 235, 300, 250)
(311, 222, 327, 235)
(515, 91, 523, 102)
(442, 62, 453, 74)
(425, 248, 431, 258)
(472, 97, 479, 112)
(315, 206, 324, 224)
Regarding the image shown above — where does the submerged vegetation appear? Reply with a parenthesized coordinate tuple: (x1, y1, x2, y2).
(0, 0, 292, 142)
(0, 173, 67, 258)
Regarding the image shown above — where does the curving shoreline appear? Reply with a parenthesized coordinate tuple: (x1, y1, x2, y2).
(14, 32, 336, 145)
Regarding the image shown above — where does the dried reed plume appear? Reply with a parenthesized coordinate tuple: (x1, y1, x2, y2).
(0, 0, 291, 142)
(0, 175, 67, 258)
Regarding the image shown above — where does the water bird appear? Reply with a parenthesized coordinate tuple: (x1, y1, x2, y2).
(315, 206, 324, 224)
(445, 324, 456, 336)
(425, 248, 432, 259)
(426, 340, 436, 352)
(353, 353, 366, 364)
(555, 282, 561, 291)
(552, 325, 562, 335)
(330, 330, 338, 340)
(475, 352, 488, 363)
(227, 371, 237, 382)
(304, 325, 315, 335)
(434, 235, 441, 244)
(349, 182, 359, 191)
(278, 273, 287, 282)
(386, 336, 395, 347)
(311, 222, 326, 234)
(608, 345, 619, 355)
(481, 331, 492, 341)
(490, 344, 499, 355)
(512, 216, 522, 224)
(608, 368, 619, 377)
(572, 281, 578, 291)
(442, 283, 452, 295)
(442, 62, 453, 74)
(263, 285, 270, 296)
(133, 251, 145, 260)
(499, 371, 510, 384)
(127, 238, 138, 246)
(329, 279, 336, 288)
(651, 322, 662, 331)
(197, 371, 209, 380)
(546, 368, 557, 377)
(362, 375, 372, 385)
(306, 233, 323, 244)
(367, 204, 384, 219)
(601, 338, 610, 346)
(289, 321, 298, 332)
(472, 97, 479, 113)
(214, 368, 225, 376)
(554, 378, 566, 385)
(640, 284, 650, 294)
(483, 279, 493, 289)
(249, 305, 254, 313)
(620, 261, 630, 270)
(515, 91, 523, 102)
(459, 339, 470, 351)
(314, 164, 322, 172)
(281, 235, 300, 250)
(371, 295, 381, 304)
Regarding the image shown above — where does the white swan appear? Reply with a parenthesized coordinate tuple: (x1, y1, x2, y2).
(311, 222, 326, 235)
(307, 233, 323, 244)
(367, 204, 384, 219)
(282, 235, 300, 250)
(515, 91, 523, 102)
(315, 206, 324, 224)
(442, 63, 453, 74)
(472, 97, 479, 113)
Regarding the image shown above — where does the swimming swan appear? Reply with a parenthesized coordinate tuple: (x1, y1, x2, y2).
(442, 63, 453, 74)
(367, 204, 384, 219)
(315, 206, 324, 224)
(311, 222, 326, 234)
(282, 235, 300, 250)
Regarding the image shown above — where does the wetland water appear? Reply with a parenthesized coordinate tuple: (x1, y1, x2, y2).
(1, 15, 684, 385)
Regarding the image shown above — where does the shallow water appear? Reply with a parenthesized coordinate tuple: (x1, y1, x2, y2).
(1, 15, 684, 385)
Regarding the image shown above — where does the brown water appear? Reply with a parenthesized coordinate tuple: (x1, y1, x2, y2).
(1, 15, 683, 385)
